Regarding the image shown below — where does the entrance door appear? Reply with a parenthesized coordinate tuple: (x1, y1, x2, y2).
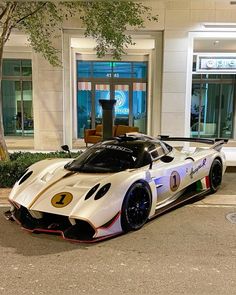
(94, 83, 110, 126)
(93, 83, 131, 128)
(114, 84, 131, 126)
(191, 78, 235, 138)
(77, 60, 148, 138)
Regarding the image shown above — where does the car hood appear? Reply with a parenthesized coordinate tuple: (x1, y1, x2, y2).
(10, 159, 115, 217)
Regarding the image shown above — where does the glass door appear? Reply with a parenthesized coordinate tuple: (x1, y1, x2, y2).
(2, 80, 33, 136)
(114, 84, 130, 126)
(133, 82, 147, 133)
(77, 60, 148, 138)
(22, 81, 33, 135)
(94, 83, 110, 126)
(94, 83, 131, 126)
(220, 84, 234, 138)
(77, 82, 92, 138)
(191, 78, 235, 138)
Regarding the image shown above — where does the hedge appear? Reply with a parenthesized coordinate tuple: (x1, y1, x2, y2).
(0, 151, 82, 188)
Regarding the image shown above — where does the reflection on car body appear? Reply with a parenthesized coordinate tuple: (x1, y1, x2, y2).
(5, 134, 227, 242)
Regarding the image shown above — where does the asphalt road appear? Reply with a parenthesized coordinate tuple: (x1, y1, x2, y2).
(0, 203, 236, 295)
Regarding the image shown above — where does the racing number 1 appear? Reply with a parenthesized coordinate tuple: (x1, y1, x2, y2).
(170, 171, 180, 192)
(55, 194, 67, 205)
(172, 175, 177, 189)
(51, 192, 73, 208)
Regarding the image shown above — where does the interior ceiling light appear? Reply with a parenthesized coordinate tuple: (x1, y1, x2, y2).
(204, 23, 236, 28)
(213, 40, 220, 45)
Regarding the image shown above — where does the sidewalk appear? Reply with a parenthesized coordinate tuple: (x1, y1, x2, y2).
(5, 136, 236, 166)
(0, 189, 10, 206)
(5, 136, 87, 151)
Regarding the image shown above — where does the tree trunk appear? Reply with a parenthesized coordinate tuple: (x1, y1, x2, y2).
(0, 3, 16, 161)
(0, 43, 9, 161)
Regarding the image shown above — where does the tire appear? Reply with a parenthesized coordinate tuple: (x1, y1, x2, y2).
(121, 181, 152, 232)
(209, 158, 223, 193)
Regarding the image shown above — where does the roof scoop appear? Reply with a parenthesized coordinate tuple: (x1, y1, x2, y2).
(61, 145, 72, 158)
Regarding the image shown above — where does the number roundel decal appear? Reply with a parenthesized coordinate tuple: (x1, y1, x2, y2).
(51, 192, 73, 208)
(170, 171, 180, 192)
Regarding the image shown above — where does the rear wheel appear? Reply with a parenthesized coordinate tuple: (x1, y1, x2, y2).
(121, 181, 152, 232)
(209, 158, 223, 193)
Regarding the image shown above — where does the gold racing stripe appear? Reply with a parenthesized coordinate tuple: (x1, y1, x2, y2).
(29, 171, 76, 209)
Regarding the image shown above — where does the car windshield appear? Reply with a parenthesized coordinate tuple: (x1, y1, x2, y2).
(64, 140, 167, 173)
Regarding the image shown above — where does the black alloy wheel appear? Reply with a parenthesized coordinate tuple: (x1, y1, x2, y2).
(209, 158, 223, 193)
(121, 181, 152, 232)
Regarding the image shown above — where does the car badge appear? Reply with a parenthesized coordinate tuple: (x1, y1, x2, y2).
(51, 192, 73, 208)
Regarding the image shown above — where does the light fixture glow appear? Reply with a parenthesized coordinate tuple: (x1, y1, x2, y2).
(204, 23, 236, 29)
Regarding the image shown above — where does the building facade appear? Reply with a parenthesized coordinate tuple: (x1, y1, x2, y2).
(3, 0, 236, 150)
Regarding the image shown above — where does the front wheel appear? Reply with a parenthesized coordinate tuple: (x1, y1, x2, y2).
(209, 158, 223, 193)
(121, 181, 152, 232)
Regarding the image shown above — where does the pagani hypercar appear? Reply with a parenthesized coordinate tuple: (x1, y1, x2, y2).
(5, 134, 227, 242)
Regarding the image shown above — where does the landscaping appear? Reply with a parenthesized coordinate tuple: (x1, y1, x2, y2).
(0, 151, 81, 188)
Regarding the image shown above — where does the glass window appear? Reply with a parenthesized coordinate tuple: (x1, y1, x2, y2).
(2, 59, 21, 76)
(191, 83, 201, 136)
(133, 62, 147, 79)
(113, 62, 132, 78)
(95, 84, 110, 125)
(205, 74, 221, 79)
(114, 84, 129, 126)
(22, 81, 33, 133)
(220, 84, 234, 138)
(2, 80, 20, 135)
(77, 82, 92, 138)
(77, 61, 92, 78)
(191, 82, 234, 139)
(22, 60, 32, 76)
(192, 74, 201, 79)
(93, 62, 112, 78)
(2, 59, 33, 136)
(133, 83, 147, 133)
(76, 60, 148, 137)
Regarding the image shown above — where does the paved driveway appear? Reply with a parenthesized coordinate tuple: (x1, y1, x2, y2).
(0, 203, 236, 295)
(0, 171, 236, 295)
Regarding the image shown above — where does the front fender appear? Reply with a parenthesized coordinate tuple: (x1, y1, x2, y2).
(70, 169, 157, 228)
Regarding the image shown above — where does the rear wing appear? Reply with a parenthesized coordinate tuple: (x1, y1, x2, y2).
(158, 136, 228, 151)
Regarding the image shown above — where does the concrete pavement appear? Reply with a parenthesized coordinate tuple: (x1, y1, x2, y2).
(0, 189, 10, 206)
(0, 171, 236, 295)
(0, 205, 236, 294)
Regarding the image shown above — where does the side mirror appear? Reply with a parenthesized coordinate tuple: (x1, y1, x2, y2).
(61, 145, 71, 158)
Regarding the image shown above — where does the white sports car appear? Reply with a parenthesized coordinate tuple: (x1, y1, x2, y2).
(5, 134, 227, 242)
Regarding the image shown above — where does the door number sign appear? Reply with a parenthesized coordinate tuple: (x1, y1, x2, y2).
(51, 192, 73, 208)
(170, 171, 180, 192)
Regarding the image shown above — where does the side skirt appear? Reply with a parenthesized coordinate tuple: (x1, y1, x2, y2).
(151, 187, 210, 219)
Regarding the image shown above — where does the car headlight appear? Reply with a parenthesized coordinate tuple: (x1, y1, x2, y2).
(85, 184, 100, 200)
(94, 183, 111, 200)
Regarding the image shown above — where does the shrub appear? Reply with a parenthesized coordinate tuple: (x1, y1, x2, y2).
(0, 151, 82, 188)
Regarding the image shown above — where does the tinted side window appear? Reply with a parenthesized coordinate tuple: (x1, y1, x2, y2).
(136, 151, 152, 168)
(148, 143, 165, 160)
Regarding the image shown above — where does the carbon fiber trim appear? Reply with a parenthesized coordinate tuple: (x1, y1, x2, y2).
(158, 136, 228, 144)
